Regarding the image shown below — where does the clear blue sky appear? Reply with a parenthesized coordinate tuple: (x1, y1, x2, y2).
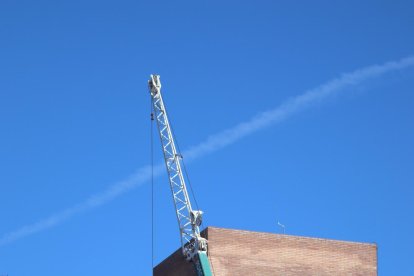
(1, 0, 414, 275)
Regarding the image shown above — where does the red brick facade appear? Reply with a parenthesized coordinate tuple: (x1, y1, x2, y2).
(154, 227, 377, 276)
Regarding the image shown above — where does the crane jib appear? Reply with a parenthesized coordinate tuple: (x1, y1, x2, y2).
(149, 74, 213, 275)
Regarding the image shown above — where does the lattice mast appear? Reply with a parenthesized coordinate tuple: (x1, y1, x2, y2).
(149, 75, 212, 275)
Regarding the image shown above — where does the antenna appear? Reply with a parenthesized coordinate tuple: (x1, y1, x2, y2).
(277, 221, 285, 234)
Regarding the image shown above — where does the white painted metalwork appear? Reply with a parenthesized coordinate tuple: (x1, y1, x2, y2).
(149, 75, 207, 261)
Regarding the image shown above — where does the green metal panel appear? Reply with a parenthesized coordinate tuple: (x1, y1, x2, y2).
(196, 251, 213, 276)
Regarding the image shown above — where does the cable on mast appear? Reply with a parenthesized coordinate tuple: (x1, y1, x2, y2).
(150, 97, 155, 270)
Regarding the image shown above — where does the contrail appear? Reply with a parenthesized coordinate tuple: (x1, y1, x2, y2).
(183, 56, 414, 160)
(1, 56, 413, 246)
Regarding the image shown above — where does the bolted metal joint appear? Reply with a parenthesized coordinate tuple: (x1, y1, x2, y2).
(149, 74, 161, 96)
(191, 210, 203, 227)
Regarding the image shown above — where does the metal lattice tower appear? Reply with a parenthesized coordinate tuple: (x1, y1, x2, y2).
(148, 75, 207, 264)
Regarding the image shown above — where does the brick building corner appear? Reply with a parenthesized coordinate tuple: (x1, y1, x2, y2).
(154, 226, 377, 276)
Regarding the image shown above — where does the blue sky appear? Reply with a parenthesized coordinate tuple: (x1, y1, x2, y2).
(1, 0, 414, 275)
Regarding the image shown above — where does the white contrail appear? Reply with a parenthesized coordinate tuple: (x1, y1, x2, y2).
(1, 56, 413, 246)
(183, 56, 414, 160)
(0, 164, 164, 246)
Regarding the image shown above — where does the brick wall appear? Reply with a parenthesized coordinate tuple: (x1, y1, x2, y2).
(154, 227, 377, 276)
(153, 247, 195, 276)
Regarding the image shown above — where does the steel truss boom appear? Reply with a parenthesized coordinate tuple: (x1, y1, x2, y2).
(149, 75, 212, 276)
